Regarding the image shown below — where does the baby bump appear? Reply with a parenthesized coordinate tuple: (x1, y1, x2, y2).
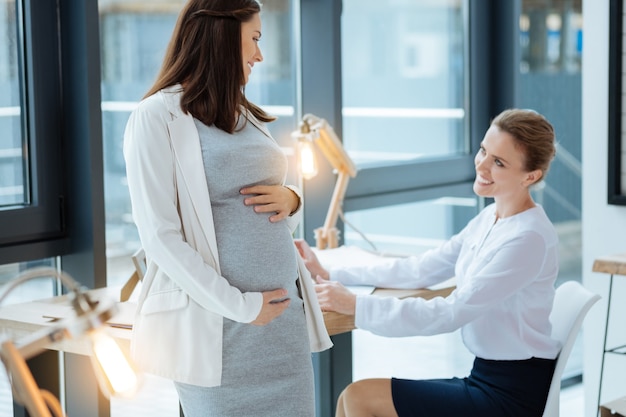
(212, 202, 299, 292)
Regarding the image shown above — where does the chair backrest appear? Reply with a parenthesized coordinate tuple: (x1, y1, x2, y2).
(132, 247, 146, 280)
(120, 248, 146, 302)
(542, 281, 601, 417)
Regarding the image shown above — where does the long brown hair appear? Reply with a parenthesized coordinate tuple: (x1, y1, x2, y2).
(144, 0, 275, 133)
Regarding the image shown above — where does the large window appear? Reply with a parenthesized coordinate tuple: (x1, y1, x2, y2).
(0, 0, 99, 414)
(342, 0, 467, 165)
(99, 1, 183, 288)
(0, 0, 23, 207)
(0, 1, 74, 408)
(0, 0, 65, 262)
(340, 0, 471, 247)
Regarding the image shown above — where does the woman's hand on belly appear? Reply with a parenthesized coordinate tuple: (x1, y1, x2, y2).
(251, 288, 291, 326)
(240, 185, 299, 223)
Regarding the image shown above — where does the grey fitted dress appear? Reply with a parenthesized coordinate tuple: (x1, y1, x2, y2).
(173, 115, 315, 417)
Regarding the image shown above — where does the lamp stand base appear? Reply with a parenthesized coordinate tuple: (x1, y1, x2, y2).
(314, 227, 339, 250)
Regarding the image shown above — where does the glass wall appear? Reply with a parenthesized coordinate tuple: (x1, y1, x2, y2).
(99, 0, 183, 288)
(0, 0, 24, 207)
(0, 1, 65, 412)
(0, 0, 64, 261)
(339, 0, 471, 253)
(341, 0, 466, 165)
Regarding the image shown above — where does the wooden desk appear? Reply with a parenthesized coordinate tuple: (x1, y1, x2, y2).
(0, 285, 455, 352)
(593, 252, 626, 413)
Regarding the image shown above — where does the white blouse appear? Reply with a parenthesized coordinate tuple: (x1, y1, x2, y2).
(330, 204, 561, 361)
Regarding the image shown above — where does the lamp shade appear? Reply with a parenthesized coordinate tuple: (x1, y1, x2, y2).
(291, 114, 358, 249)
(297, 139, 318, 180)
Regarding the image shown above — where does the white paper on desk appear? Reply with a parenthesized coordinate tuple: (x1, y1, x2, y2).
(313, 246, 388, 295)
(345, 285, 375, 295)
(313, 245, 398, 269)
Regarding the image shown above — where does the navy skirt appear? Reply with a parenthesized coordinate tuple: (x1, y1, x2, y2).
(391, 357, 556, 417)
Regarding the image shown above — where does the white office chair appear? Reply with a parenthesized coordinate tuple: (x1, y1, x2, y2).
(542, 281, 601, 417)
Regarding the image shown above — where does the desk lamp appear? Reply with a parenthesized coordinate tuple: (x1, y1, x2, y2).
(292, 113, 357, 249)
(0, 267, 139, 417)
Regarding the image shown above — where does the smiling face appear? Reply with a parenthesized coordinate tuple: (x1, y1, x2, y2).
(473, 125, 542, 206)
(241, 13, 263, 85)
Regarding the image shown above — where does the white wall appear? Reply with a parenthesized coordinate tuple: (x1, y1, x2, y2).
(582, 1, 626, 415)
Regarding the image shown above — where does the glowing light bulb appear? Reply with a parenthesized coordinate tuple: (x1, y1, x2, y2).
(298, 140, 318, 180)
(90, 330, 138, 397)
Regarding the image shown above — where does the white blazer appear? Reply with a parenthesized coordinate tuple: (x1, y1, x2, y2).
(123, 85, 332, 387)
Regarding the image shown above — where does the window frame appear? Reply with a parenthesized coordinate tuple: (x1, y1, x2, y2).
(0, 0, 66, 263)
(2, 3, 108, 413)
(608, 0, 626, 204)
